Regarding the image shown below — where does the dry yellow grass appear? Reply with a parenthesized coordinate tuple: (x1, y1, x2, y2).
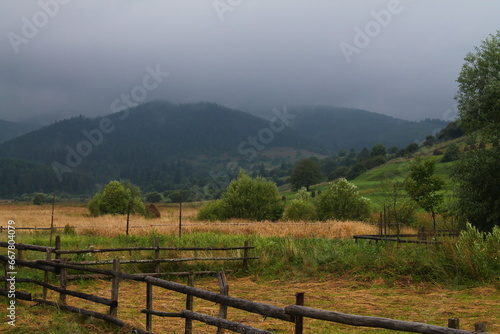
(0, 203, 415, 238)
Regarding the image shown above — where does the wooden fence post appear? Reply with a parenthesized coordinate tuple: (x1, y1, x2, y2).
(17, 249, 23, 261)
(146, 282, 153, 331)
(217, 271, 229, 334)
(294, 292, 305, 334)
(55, 236, 61, 260)
(379, 212, 383, 235)
(154, 237, 160, 274)
(42, 249, 52, 300)
(185, 272, 194, 334)
(59, 258, 67, 305)
(475, 322, 488, 332)
(243, 240, 250, 269)
(110, 259, 120, 317)
(448, 318, 460, 329)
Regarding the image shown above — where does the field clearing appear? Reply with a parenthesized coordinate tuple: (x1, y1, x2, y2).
(4, 276, 499, 333)
(0, 203, 416, 238)
(1, 203, 498, 333)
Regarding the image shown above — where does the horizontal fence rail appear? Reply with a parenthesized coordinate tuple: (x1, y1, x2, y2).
(0, 236, 256, 272)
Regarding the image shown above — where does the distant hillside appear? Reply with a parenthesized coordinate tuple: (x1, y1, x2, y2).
(288, 106, 448, 152)
(0, 102, 319, 196)
(0, 158, 95, 197)
(0, 119, 37, 143)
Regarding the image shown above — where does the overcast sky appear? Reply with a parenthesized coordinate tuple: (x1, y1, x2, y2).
(1, 0, 499, 123)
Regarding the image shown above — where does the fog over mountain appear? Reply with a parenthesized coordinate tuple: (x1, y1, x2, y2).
(0, 1, 499, 123)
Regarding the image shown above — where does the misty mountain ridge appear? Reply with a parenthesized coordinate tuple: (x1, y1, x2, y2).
(0, 119, 39, 144)
(0, 101, 449, 197)
(287, 105, 448, 152)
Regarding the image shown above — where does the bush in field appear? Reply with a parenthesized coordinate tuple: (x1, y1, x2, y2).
(88, 180, 145, 217)
(284, 188, 316, 221)
(197, 200, 228, 221)
(197, 171, 284, 221)
(33, 192, 50, 205)
(316, 178, 371, 221)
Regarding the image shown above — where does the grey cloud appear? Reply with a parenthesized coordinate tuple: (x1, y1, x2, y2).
(0, 0, 499, 123)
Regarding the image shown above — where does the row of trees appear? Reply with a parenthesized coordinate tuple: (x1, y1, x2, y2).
(197, 171, 371, 222)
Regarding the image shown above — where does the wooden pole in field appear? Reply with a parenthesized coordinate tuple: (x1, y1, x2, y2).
(126, 200, 131, 236)
(50, 190, 56, 246)
(179, 191, 183, 238)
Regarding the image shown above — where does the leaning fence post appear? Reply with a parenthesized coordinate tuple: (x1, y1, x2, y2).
(294, 292, 305, 334)
(154, 237, 160, 274)
(59, 258, 67, 305)
(110, 259, 120, 317)
(217, 271, 229, 334)
(55, 236, 61, 260)
(42, 249, 52, 300)
(243, 240, 250, 269)
(185, 272, 194, 334)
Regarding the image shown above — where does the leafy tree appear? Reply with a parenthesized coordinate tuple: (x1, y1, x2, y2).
(379, 179, 417, 236)
(452, 147, 500, 232)
(436, 121, 465, 141)
(370, 143, 387, 157)
(441, 143, 461, 162)
(388, 146, 399, 155)
(328, 166, 349, 181)
(33, 192, 49, 205)
(357, 147, 370, 161)
(452, 31, 500, 232)
(404, 158, 444, 234)
(290, 158, 324, 191)
(455, 30, 500, 141)
(316, 178, 371, 221)
(197, 171, 284, 221)
(145, 192, 162, 203)
(88, 180, 145, 217)
(284, 188, 316, 221)
(197, 200, 227, 221)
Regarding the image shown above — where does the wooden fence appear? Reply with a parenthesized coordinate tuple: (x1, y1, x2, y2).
(0, 252, 491, 333)
(354, 229, 459, 245)
(0, 236, 256, 275)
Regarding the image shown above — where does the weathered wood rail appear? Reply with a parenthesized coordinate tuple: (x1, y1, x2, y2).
(0, 253, 490, 334)
(0, 237, 256, 271)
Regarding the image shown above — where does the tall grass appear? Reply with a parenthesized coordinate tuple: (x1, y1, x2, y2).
(13, 225, 499, 286)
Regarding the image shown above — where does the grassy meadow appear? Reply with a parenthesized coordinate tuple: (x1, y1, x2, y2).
(1, 202, 499, 333)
